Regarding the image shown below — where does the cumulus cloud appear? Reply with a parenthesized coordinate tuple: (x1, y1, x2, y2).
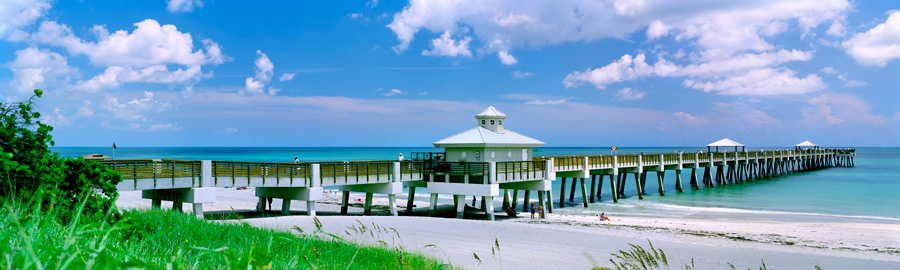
(843, 10, 900, 67)
(683, 68, 825, 95)
(167, 0, 204, 13)
(712, 102, 780, 126)
(511, 70, 535, 78)
(564, 50, 821, 95)
(76, 65, 206, 92)
(279, 73, 296, 82)
(216, 127, 239, 134)
(7, 47, 78, 98)
(148, 123, 180, 131)
(674, 112, 709, 124)
(421, 31, 472, 57)
(616, 87, 645, 100)
(387, 0, 849, 62)
(383, 89, 404, 96)
(498, 51, 518, 65)
(801, 93, 887, 125)
(501, 93, 572, 105)
(0, 0, 51, 38)
(23, 19, 225, 67)
(366, 0, 379, 8)
(244, 50, 279, 95)
(103, 91, 169, 121)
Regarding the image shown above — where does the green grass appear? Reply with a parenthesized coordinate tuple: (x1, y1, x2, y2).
(0, 200, 454, 269)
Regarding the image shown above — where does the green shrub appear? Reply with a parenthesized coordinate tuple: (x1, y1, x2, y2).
(0, 89, 121, 224)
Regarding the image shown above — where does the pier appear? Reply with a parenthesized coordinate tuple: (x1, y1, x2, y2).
(98, 107, 855, 220)
(100, 148, 854, 219)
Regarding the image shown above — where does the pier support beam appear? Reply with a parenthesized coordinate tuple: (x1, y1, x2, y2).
(558, 178, 567, 208)
(546, 190, 553, 213)
(537, 191, 546, 219)
(589, 176, 596, 203)
(657, 171, 666, 196)
(483, 196, 495, 221)
(143, 188, 215, 218)
(454, 195, 465, 219)
(608, 174, 618, 202)
(675, 170, 683, 193)
(341, 191, 350, 215)
(690, 168, 699, 190)
(580, 178, 589, 207)
(522, 190, 531, 213)
(429, 194, 439, 216)
(634, 173, 643, 199)
(405, 187, 416, 214)
(569, 178, 577, 202)
(595, 175, 604, 201)
(512, 189, 519, 212)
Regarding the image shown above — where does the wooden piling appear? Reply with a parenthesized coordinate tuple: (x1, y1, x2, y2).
(657, 170, 665, 195)
(559, 177, 567, 208)
(405, 187, 416, 214)
(608, 174, 618, 202)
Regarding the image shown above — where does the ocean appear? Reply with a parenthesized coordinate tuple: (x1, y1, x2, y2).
(51, 147, 900, 224)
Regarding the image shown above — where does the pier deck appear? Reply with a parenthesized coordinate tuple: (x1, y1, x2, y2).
(100, 148, 854, 220)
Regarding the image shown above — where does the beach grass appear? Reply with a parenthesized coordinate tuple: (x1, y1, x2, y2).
(0, 200, 454, 269)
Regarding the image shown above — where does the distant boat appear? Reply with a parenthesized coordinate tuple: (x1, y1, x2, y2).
(83, 153, 112, 160)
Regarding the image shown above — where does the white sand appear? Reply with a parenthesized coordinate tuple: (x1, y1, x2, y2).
(117, 188, 900, 269)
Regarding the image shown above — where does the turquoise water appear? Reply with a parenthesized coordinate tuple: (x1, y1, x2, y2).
(52, 147, 900, 223)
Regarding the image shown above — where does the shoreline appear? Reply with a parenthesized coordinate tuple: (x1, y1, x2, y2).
(116, 188, 900, 269)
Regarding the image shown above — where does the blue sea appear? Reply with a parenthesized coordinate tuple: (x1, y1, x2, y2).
(51, 147, 900, 224)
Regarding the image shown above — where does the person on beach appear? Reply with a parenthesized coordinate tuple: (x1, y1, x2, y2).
(537, 204, 544, 219)
(600, 212, 611, 221)
(530, 202, 536, 219)
(398, 153, 404, 161)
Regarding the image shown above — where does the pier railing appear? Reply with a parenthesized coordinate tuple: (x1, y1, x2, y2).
(495, 160, 546, 183)
(211, 161, 312, 187)
(320, 161, 394, 186)
(101, 159, 200, 182)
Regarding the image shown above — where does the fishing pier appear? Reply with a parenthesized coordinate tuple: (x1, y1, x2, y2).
(98, 107, 855, 220)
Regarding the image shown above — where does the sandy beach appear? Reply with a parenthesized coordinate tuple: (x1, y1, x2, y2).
(117, 188, 900, 269)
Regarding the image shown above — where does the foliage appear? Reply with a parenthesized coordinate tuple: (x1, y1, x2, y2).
(0, 200, 451, 269)
(0, 89, 121, 224)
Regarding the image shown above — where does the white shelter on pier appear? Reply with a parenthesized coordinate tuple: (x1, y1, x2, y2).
(707, 138, 745, 152)
(795, 140, 818, 149)
(433, 106, 545, 162)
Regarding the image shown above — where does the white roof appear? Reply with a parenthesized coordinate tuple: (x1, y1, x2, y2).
(795, 140, 818, 147)
(707, 138, 745, 147)
(433, 126, 545, 147)
(475, 106, 506, 118)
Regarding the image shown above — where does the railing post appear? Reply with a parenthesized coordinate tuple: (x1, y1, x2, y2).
(392, 161, 400, 182)
(489, 162, 497, 184)
(546, 158, 555, 181)
(311, 164, 321, 187)
(201, 160, 212, 187)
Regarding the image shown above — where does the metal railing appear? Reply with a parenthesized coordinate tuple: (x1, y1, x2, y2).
(320, 161, 394, 186)
(495, 160, 546, 183)
(101, 159, 201, 189)
(211, 161, 312, 186)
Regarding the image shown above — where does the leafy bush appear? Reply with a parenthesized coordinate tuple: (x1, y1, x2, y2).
(0, 89, 121, 224)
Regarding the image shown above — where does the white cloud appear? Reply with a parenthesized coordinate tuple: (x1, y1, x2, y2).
(498, 51, 518, 65)
(167, 0, 204, 13)
(103, 91, 169, 121)
(801, 93, 887, 126)
(7, 47, 77, 98)
(646, 20, 670, 40)
(838, 75, 867, 87)
(0, 0, 51, 38)
(279, 73, 296, 82)
(387, 0, 849, 61)
(525, 98, 571, 105)
(76, 65, 206, 91)
(244, 50, 278, 95)
(366, 0, 379, 9)
(820, 67, 838, 74)
(683, 68, 825, 95)
(24, 19, 225, 67)
(383, 89, 404, 96)
(216, 127, 239, 134)
(422, 31, 472, 57)
(616, 87, 645, 100)
(148, 123, 180, 131)
(843, 10, 900, 67)
(501, 93, 572, 105)
(511, 70, 535, 78)
(564, 50, 820, 95)
(673, 112, 709, 124)
(348, 13, 368, 22)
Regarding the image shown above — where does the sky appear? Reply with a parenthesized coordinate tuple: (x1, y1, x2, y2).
(0, 0, 898, 147)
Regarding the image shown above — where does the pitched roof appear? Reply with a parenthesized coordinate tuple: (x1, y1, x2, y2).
(433, 126, 545, 147)
(795, 140, 818, 147)
(475, 106, 506, 118)
(707, 138, 745, 147)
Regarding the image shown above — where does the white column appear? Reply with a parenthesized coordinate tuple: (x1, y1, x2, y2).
(388, 194, 398, 216)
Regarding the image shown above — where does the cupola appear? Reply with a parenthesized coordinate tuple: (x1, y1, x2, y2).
(475, 106, 506, 133)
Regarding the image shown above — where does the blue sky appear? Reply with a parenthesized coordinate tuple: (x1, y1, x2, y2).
(1, 0, 898, 147)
